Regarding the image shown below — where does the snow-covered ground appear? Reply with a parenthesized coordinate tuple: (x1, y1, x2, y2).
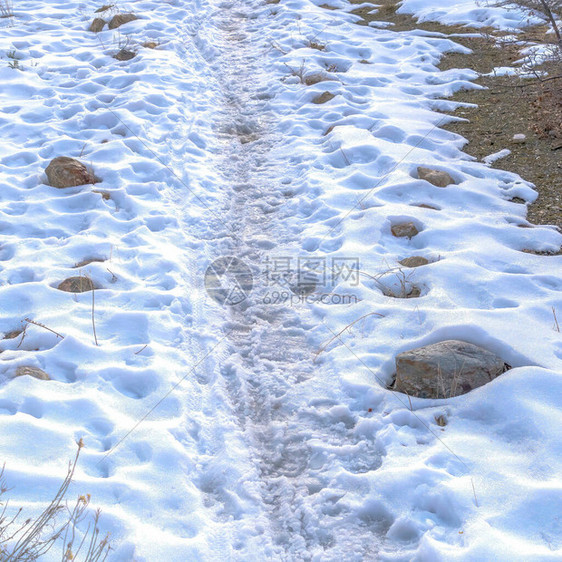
(0, 0, 561, 560)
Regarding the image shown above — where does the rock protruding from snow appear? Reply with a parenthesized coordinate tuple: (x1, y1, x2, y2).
(391, 222, 419, 238)
(15, 366, 50, 381)
(312, 92, 335, 104)
(89, 18, 105, 32)
(45, 157, 97, 188)
(114, 49, 136, 61)
(57, 276, 95, 293)
(399, 256, 429, 268)
(394, 340, 507, 398)
(108, 13, 139, 29)
(417, 166, 455, 188)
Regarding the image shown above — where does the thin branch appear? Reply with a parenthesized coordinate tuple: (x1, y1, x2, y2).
(314, 312, 385, 361)
(91, 287, 99, 347)
(23, 318, 64, 340)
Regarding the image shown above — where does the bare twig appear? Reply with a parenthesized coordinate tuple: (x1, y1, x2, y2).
(315, 312, 385, 361)
(91, 287, 98, 347)
(471, 478, 480, 507)
(553, 306, 560, 332)
(23, 318, 64, 340)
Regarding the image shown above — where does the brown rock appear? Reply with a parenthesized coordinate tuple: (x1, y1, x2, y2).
(114, 49, 136, 61)
(417, 166, 455, 188)
(304, 72, 331, 86)
(414, 203, 440, 210)
(15, 366, 50, 381)
(108, 13, 139, 29)
(399, 256, 429, 268)
(89, 18, 105, 32)
(394, 340, 508, 399)
(57, 276, 95, 293)
(142, 41, 158, 49)
(45, 157, 97, 189)
(391, 222, 419, 239)
(95, 4, 114, 12)
(312, 92, 335, 104)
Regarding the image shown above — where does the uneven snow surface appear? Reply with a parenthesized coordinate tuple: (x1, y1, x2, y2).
(0, 0, 561, 560)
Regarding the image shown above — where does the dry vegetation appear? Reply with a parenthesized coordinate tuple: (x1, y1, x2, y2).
(0, 443, 111, 561)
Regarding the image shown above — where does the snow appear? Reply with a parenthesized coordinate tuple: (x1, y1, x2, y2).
(482, 148, 511, 165)
(398, 0, 543, 29)
(0, 0, 561, 560)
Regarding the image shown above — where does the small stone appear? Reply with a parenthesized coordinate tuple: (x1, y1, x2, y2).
(15, 366, 50, 381)
(399, 256, 429, 268)
(114, 49, 136, 61)
(45, 157, 97, 189)
(57, 276, 95, 293)
(394, 340, 508, 399)
(142, 41, 158, 49)
(89, 18, 106, 32)
(435, 414, 447, 427)
(108, 13, 139, 30)
(312, 92, 335, 104)
(391, 222, 419, 239)
(512, 134, 526, 144)
(3, 329, 22, 339)
(417, 166, 456, 188)
(95, 4, 114, 12)
(304, 72, 330, 86)
(414, 203, 440, 210)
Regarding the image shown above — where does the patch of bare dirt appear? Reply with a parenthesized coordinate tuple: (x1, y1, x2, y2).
(340, 0, 562, 232)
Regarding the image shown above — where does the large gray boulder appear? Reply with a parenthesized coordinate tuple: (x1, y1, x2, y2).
(394, 340, 508, 399)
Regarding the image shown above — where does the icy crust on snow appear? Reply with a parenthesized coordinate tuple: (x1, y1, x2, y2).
(0, 1, 254, 560)
(263, 0, 562, 560)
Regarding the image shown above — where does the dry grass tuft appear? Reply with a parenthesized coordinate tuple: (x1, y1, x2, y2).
(0, 443, 111, 561)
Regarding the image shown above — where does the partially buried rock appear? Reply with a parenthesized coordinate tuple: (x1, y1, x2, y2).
(399, 256, 429, 268)
(417, 166, 455, 188)
(312, 92, 335, 104)
(89, 18, 105, 32)
(391, 222, 419, 239)
(108, 13, 139, 29)
(394, 340, 508, 399)
(45, 157, 97, 189)
(57, 276, 95, 293)
(15, 366, 50, 381)
(114, 48, 136, 61)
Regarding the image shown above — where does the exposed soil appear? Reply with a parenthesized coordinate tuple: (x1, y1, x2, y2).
(345, 0, 562, 234)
